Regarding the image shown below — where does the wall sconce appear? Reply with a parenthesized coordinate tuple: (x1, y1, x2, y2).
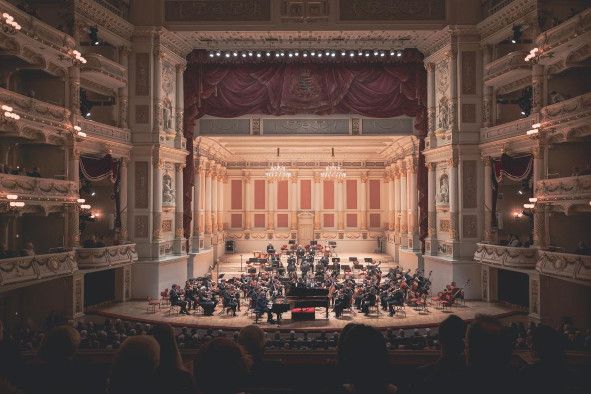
(73, 125, 86, 138)
(71, 50, 87, 65)
(80, 204, 91, 209)
(2, 104, 20, 120)
(528, 197, 538, 203)
(1, 13, 21, 34)
(77, 198, 86, 203)
(6, 194, 18, 200)
(523, 203, 535, 209)
(9, 201, 25, 208)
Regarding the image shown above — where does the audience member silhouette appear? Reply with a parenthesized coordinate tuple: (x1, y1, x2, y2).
(108, 336, 160, 394)
(152, 324, 196, 394)
(333, 323, 396, 393)
(194, 337, 250, 394)
(0, 320, 24, 390)
(412, 314, 466, 394)
(29, 325, 87, 394)
(462, 315, 517, 394)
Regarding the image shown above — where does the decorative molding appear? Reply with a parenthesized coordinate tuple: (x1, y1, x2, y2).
(0, 251, 77, 287)
(164, 0, 272, 22)
(339, 0, 445, 21)
(474, 243, 537, 269)
(75, 244, 138, 269)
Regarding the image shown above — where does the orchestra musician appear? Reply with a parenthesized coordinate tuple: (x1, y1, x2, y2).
(169, 284, 189, 315)
(198, 286, 218, 316)
(266, 243, 276, 255)
(254, 289, 277, 324)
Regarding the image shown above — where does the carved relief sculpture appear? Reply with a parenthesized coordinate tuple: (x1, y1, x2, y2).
(439, 173, 449, 204)
(162, 174, 174, 205)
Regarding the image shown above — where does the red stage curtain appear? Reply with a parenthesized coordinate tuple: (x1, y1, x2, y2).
(183, 51, 428, 245)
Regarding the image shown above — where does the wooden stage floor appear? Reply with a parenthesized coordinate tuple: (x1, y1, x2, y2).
(93, 300, 520, 332)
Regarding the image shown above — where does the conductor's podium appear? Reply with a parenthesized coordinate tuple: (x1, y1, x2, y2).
(291, 307, 316, 321)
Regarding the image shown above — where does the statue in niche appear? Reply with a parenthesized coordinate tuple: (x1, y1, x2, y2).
(438, 96, 449, 130)
(439, 173, 449, 204)
(162, 99, 173, 131)
(162, 174, 174, 205)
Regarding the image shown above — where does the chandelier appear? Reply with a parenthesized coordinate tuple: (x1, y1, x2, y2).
(321, 148, 346, 180)
(265, 148, 292, 181)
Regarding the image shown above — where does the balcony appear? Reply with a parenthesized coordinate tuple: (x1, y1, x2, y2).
(75, 244, 138, 269)
(540, 92, 591, 141)
(535, 175, 591, 204)
(480, 115, 537, 143)
(0, 88, 71, 143)
(78, 118, 131, 145)
(0, 251, 77, 288)
(537, 8, 591, 70)
(537, 250, 591, 285)
(0, 1, 76, 71)
(474, 243, 538, 270)
(81, 53, 128, 90)
(484, 50, 531, 93)
(0, 174, 77, 201)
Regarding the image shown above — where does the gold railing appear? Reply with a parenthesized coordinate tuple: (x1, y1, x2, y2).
(75, 244, 138, 269)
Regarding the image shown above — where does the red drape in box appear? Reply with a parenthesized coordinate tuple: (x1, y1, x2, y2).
(183, 51, 428, 247)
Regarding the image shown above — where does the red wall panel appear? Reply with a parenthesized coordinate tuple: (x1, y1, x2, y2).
(369, 213, 381, 228)
(230, 213, 242, 228)
(346, 213, 357, 228)
(231, 179, 242, 210)
(323, 213, 334, 227)
(254, 179, 266, 209)
(276, 213, 289, 228)
(277, 180, 288, 210)
(323, 180, 334, 210)
(346, 179, 357, 209)
(300, 179, 311, 209)
(369, 179, 381, 209)
(254, 213, 266, 228)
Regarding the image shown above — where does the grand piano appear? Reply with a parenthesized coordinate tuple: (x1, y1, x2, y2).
(285, 285, 330, 319)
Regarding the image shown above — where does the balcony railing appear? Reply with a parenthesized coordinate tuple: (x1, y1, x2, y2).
(78, 118, 131, 144)
(81, 53, 128, 89)
(75, 244, 138, 269)
(535, 175, 591, 202)
(481, 0, 515, 18)
(0, 1, 76, 56)
(536, 8, 591, 54)
(474, 243, 538, 269)
(541, 91, 591, 123)
(480, 115, 537, 143)
(484, 50, 531, 89)
(91, 0, 130, 20)
(537, 250, 591, 284)
(0, 251, 77, 287)
(0, 174, 77, 201)
(0, 88, 70, 129)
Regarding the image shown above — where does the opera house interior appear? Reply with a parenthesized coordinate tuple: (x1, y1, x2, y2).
(0, 0, 590, 393)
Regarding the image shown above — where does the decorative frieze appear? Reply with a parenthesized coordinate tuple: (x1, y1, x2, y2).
(75, 244, 138, 269)
(474, 243, 537, 269)
(0, 252, 77, 287)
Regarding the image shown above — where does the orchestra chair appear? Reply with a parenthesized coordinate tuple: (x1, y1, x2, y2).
(441, 298, 453, 312)
(342, 298, 355, 316)
(169, 303, 181, 315)
(192, 304, 204, 316)
(368, 304, 380, 317)
(395, 305, 406, 317)
(416, 297, 429, 314)
(160, 289, 170, 306)
(146, 296, 160, 313)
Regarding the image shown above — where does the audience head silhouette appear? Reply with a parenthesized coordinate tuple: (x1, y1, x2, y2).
(38, 325, 80, 362)
(195, 337, 249, 394)
(109, 335, 160, 394)
(532, 324, 565, 363)
(152, 324, 184, 371)
(466, 314, 513, 369)
(238, 324, 265, 363)
(438, 314, 466, 356)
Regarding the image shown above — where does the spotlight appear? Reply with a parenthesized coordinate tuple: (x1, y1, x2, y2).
(397, 50, 402, 57)
(303, 52, 308, 58)
(365, 52, 370, 57)
(288, 52, 293, 58)
(349, 52, 355, 57)
(266, 52, 271, 57)
(358, 51, 363, 56)
(256, 52, 261, 58)
(373, 50, 379, 56)
(318, 53, 323, 58)
(311, 51, 316, 56)
(224, 52, 230, 58)
(89, 26, 100, 46)
(341, 51, 346, 56)
(330, 52, 336, 57)
(380, 52, 385, 57)
(511, 25, 522, 44)
(248, 51, 253, 57)
(294, 51, 299, 57)
(390, 50, 395, 56)
(233, 51, 238, 57)
(208, 53, 214, 58)
(241, 53, 247, 58)
(325, 51, 330, 56)
(275, 53, 280, 58)
(280, 51, 285, 57)
(215, 51, 221, 57)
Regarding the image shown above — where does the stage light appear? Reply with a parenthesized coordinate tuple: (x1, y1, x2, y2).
(511, 25, 522, 44)
(288, 52, 293, 58)
(280, 52, 285, 57)
(341, 51, 346, 56)
(91, 191, 96, 197)
(380, 52, 385, 57)
(248, 51, 253, 57)
(89, 26, 100, 46)
(325, 51, 330, 56)
(208, 53, 214, 58)
(266, 51, 271, 57)
(233, 51, 238, 57)
(397, 50, 403, 57)
(275, 53, 280, 57)
(349, 52, 355, 57)
(365, 52, 370, 57)
(373, 50, 379, 56)
(390, 50, 395, 56)
(330, 52, 336, 57)
(303, 52, 308, 58)
(294, 51, 299, 57)
(224, 52, 230, 58)
(358, 51, 363, 56)
(318, 53, 323, 57)
(215, 51, 221, 57)
(311, 51, 316, 56)
(256, 52, 261, 58)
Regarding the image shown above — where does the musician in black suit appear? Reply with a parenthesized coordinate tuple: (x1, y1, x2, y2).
(296, 245, 305, 263)
(333, 287, 352, 318)
(254, 290, 276, 324)
(361, 288, 377, 316)
(387, 288, 405, 317)
(198, 287, 217, 316)
(266, 243, 275, 255)
(170, 285, 189, 314)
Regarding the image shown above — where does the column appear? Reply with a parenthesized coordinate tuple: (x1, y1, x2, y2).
(152, 156, 163, 242)
(174, 163, 184, 254)
(204, 166, 212, 235)
(393, 167, 400, 235)
(532, 145, 546, 247)
(175, 64, 185, 136)
(482, 266, 498, 303)
(153, 50, 162, 132)
(399, 162, 408, 244)
(66, 205, 80, 248)
(449, 47, 458, 133)
(217, 172, 225, 232)
(118, 47, 129, 129)
(336, 179, 344, 231)
(388, 169, 395, 231)
(68, 143, 79, 185)
(426, 63, 436, 135)
(67, 65, 81, 119)
(244, 172, 252, 230)
(313, 174, 321, 230)
(407, 161, 418, 248)
(119, 158, 129, 241)
(427, 162, 437, 254)
(360, 173, 368, 230)
(482, 156, 493, 242)
(482, 45, 493, 128)
(532, 64, 544, 114)
(267, 179, 275, 231)
(449, 156, 459, 242)
(210, 166, 219, 233)
(290, 175, 298, 231)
